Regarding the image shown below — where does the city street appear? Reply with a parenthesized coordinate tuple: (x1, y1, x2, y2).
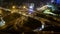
(0, 0, 60, 34)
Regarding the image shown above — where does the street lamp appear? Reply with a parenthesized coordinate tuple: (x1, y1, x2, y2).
(23, 6, 26, 9)
(12, 5, 16, 9)
(11, 5, 17, 13)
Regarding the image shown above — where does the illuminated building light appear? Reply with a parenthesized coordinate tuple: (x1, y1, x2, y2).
(29, 6, 34, 9)
(29, 3, 34, 8)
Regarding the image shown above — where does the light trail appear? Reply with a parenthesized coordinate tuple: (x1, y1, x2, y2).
(0, 7, 11, 11)
(0, 6, 60, 28)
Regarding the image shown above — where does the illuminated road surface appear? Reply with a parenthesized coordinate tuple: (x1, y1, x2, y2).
(0, 7, 60, 31)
